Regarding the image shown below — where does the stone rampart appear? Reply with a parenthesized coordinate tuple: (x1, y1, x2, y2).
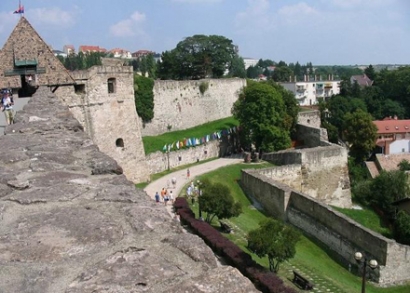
(0, 87, 259, 293)
(296, 124, 330, 147)
(241, 169, 292, 221)
(146, 140, 220, 174)
(297, 110, 321, 128)
(241, 169, 410, 285)
(262, 145, 351, 207)
(141, 78, 246, 136)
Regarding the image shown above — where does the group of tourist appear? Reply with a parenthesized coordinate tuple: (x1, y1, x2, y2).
(155, 187, 174, 205)
(1, 89, 15, 125)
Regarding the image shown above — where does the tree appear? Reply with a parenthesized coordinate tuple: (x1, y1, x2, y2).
(228, 56, 246, 78)
(246, 65, 263, 79)
(394, 211, 410, 245)
(198, 182, 242, 224)
(232, 81, 293, 152)
(398, 159, 410, 172)
(272, 66, 293, 82)
(369, 170, 409, 217)
(157, 34, 237, 80)
(342, 109, 377, 161)
(247, 219, 300, 273)
(134, 75, 154, 123)
(364, 64, 376, 81)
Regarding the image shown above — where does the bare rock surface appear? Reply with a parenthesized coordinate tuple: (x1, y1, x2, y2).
(0, 87, 259, 293)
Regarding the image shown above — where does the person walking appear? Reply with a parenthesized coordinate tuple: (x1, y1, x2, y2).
(154, 192, 160, 203)
(186, 168, 190, 179)
(171, 177, 177, 189)
(1, 91, 15, 125)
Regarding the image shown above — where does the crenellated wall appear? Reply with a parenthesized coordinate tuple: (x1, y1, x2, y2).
(141, 78, 246, 136)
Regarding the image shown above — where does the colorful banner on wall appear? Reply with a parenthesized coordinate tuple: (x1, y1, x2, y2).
(162, 126, 238, 153)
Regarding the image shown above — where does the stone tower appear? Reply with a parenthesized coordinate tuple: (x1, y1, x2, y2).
(0, 17, 149, 183)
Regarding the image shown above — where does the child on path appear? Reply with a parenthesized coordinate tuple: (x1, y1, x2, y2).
(187, 168, 190, 179)
(154, 192, 160, 203)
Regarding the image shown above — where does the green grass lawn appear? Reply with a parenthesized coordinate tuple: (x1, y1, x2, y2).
(142, 116, 239, 155)
(332, 206, 393, 238)
(183, 163, 410, 293)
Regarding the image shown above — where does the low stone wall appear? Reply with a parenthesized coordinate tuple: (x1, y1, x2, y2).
(146, 140, 220, 175)
(297, 110, 321, 128)
(241, 169, 410, 285)
(241, 169, 292, 221)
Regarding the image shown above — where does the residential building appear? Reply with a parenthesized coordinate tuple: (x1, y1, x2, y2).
(350, 74, 373, 87)
(242, 57, 258, 69)
(280, 75, 340, 106)
(109, 48, 132, 59)
(374, 116, 410, 155)
(63, 44, 75, 55)
(131, 50, 154, 59)
(78, 45, 107, 54)
(53, 50, 67, 58)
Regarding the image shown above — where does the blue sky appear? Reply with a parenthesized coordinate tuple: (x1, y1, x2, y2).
(0, 0, 409, 65)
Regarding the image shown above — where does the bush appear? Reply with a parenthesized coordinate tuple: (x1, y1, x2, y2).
(199, 81, 209, 95)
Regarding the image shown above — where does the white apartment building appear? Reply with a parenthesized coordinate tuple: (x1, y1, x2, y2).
(243, 57, 259, 69)
(280, 75, 340, 106)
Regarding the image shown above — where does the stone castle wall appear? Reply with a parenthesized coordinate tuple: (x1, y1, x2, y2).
(146, 140, 220, 175)
(55, 65, 149, 183)
(141, 79, 246, 136)
(262, 145, 351, 207)
(241, 169, 410, 285)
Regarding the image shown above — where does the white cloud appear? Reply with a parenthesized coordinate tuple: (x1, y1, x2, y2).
(278, 2, 318, 17)
(29, 7, 78, 28)
(109, 11, 146, 38)
(328, 0, 396, 9)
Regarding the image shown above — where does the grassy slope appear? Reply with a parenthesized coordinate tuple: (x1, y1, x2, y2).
(186, 163, 410, 293)
(142, 116, 239, 155)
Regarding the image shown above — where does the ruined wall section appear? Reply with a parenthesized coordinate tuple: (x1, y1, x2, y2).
(262, 145, 351, 207)
(141, 79, 246, 136)
(55, 66, 149, 183)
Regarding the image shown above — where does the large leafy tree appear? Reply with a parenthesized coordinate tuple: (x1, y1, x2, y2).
(227, 56, 246, 78)
(134, 75, 154, 123)
(247, 219, 300, 273)
(342, 109, 377, 161)
(369, 170, 409, 217)
(232, 80, 294, 152)
(199, 182, 242, 223)
(157, 35, 237, 80)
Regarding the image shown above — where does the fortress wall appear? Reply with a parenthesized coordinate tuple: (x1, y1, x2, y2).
(241, 169, 291, 221)
(146, 140, 220, 174)
(296, 124, 330, 147)
(55, 66, 149, 183)
(141, 78, 246, 136)
(241, 170, 410, 285)
(256, 165, 302, 188)
(297, 110, 321, 128)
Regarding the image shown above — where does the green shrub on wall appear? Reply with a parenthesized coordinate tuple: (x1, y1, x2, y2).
(199, 81, 209, 95)
(134, 74, 154, 123)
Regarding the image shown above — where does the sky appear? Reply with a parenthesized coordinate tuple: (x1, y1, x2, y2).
(0, 0, 409, 65)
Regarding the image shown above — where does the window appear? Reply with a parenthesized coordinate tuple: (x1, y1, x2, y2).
(108, 78, 116, 94)
(74, 84, 85, 94)
(116, 138, 124, 148)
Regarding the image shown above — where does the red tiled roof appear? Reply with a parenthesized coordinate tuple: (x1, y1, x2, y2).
(373, 118, 410, 134)
(79, 45, 106, 52)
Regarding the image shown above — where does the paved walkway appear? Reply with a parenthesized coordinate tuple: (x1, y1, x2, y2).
(144, 157, 243, 215)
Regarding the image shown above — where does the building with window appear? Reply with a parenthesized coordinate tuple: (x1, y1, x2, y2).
(78, 45, 107, 54)
(279, 75, 340, 106)
(374, 117, 410, 155)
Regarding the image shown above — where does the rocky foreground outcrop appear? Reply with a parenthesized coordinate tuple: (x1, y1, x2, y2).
(0, 87, 259, 293)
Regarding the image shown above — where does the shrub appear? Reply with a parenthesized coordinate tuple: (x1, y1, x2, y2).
(199, 81, 209, 95)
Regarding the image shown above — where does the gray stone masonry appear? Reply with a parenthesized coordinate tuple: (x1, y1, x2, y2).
(0, 87, 260, 293)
